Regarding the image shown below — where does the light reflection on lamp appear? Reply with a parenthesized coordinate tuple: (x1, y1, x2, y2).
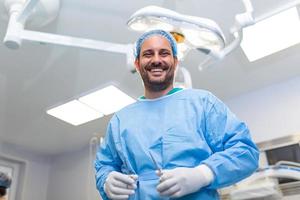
(182, 28, 223, 51)
(129, 17, 174, 32)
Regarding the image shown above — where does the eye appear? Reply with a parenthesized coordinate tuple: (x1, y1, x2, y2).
(142, 51, 153, 58)
(160, 51, 171, 57)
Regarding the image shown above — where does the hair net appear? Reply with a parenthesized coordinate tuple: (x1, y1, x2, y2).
(134, 29, 177, 59)
(0, 172, 11, 188)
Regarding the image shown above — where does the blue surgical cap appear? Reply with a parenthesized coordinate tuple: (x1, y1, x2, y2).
(0, 172, 11, 188)
(134, 29, 177, 59)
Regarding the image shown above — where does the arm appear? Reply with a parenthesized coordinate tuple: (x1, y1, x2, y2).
(202, 92, 259, 189)
(94, 116, 121, 200)
(95, 115, 137, 200)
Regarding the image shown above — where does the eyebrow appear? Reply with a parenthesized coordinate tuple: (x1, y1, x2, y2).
(142, 48, 171, 53)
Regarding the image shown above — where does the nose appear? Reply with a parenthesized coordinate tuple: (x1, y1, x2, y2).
(152, 53, 162, 65)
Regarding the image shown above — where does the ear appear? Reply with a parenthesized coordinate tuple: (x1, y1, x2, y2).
(174, 57, 179, 69)
(134, 59, 140, 73)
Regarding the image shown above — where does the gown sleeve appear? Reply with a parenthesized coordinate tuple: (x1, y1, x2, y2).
(94, 115, 122, 200)
(201, 92, 259, 189)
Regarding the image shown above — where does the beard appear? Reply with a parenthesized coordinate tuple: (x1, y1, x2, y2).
(139, 61, 175, 92)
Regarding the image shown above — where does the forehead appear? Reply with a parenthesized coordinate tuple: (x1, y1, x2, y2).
(140, 35, 172, 51)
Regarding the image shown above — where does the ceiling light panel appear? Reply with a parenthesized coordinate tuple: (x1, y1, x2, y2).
(241, 7, 300, 62)
(79, 85, 136, 115)
(47, 100, 103, 126)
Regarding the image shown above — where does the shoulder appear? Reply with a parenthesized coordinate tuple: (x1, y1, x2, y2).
(182, 89, 228, 112)
(111, 100, 143, 120)
(182, 88, 211, 96)
(179, 88, 216, 102)
(117, 100, 141, 113)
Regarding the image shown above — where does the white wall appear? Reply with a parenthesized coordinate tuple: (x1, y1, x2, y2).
(0, 142, 101, 200)
(0, 141, 101, 200)
(0, 142, 50, 200)
(46, 145, 101, 200)
(225, 76, 300, 143)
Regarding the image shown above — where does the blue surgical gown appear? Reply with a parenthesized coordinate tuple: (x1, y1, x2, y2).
(95, 89, 259, 200)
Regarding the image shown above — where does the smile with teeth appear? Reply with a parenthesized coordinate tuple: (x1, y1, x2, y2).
(150, 68, 164, 72)
(147, 68, 166, 76)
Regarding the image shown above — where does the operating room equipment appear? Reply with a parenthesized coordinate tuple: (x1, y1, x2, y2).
(148, 150, 162, 174)
(174, 66, 193, 89)
(220, 134, 300, 200)
(126, 0, 300, 70)
(1, 0, 300, 97)
(1, 0, 135, 72)
(127, 5, 227, 65)
(3, 0, 300, 69)
(127, 5, 226, 62)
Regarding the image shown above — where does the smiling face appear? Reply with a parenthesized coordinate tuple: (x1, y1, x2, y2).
(135, 35, 178, 92)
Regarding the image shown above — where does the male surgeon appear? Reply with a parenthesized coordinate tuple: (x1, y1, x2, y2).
(95, 29, 259, 200)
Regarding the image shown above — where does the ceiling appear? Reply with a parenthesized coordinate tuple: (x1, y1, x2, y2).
(0, 0, 300, 156)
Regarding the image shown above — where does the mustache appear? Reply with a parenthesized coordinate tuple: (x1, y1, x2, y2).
(144, 62, 169, 70)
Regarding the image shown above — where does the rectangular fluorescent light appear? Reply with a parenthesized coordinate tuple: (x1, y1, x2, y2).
(47, 100, 103, 126)
(240, 7, 300, 62)
(79, 85, 136, 115)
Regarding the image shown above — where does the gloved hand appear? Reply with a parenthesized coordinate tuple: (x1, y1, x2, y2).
(104, 171, 138, 200)
(156, 164, 214, 198)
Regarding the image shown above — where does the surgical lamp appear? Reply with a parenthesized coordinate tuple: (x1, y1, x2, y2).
(2, 0, 300, 72)
(127, 5, 226, 62)
(2, 0, 135, 71)
(127, 5, 242, 70)
(127, 0, 300, 70)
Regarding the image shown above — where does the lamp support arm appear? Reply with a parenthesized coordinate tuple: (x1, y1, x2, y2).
(16, 0, 39, 24)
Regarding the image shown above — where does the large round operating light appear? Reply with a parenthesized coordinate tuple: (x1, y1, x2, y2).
(127, 6, 226, 54)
